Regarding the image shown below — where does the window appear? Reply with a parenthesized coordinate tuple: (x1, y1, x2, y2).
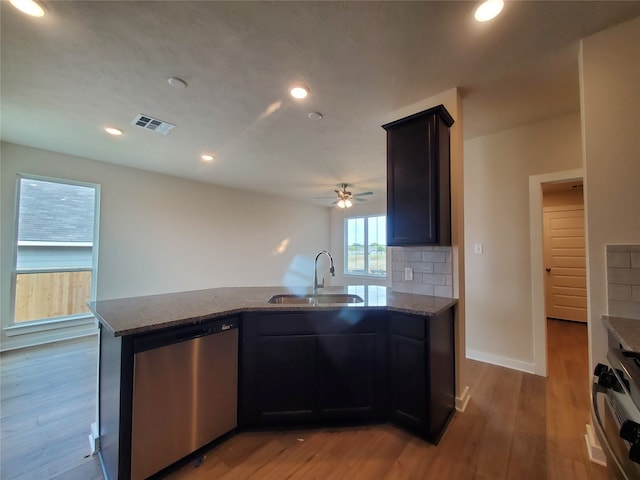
(345, 215, 386, 277)
(12, 176, 99, 325)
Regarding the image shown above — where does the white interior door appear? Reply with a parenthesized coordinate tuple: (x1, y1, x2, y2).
(543, 205, 587, 323)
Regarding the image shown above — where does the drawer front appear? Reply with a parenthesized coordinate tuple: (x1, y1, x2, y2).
(388, 312, 426, 340)
(246, 310, 381, 336)
(252, 312, 317, 336)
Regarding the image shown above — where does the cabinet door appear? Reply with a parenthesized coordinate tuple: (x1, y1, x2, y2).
(253, 335, 317, 425)
(387, 114, 437, 245)
(384, 105, 452, 246)
(426, 307, 455, 442)
(389, 332, 427, 432)
(317, 333, 378, 420)
(388, 309, 455, 443)
(239, 312, 317, 427)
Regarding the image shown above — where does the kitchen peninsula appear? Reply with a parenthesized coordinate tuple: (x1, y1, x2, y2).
(90, 286, 457, 480)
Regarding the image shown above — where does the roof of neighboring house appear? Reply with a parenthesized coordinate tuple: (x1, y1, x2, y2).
(18, 179, 95, 243)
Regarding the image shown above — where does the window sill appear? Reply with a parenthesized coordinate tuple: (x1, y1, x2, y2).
(4, 314, 97, 337)
(343, 275, 390, 287)
(344, 273, 387, 279)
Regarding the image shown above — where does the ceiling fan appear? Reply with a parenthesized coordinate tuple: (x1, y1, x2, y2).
(318, 183, 373, 208)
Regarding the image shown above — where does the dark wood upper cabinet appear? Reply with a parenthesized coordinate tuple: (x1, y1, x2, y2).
(383, 105, 454, 246)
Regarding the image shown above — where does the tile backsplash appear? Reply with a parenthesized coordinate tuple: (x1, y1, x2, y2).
(391, 246, 453, 297)
(607, 245, 640, 319)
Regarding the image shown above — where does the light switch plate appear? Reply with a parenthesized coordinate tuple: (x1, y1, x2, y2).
(404, 267, 413, 281)
(474, 243, 483, 255)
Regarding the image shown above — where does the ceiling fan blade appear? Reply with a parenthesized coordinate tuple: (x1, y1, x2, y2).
(353, 191, 373, 197)
(315, 196, 338, 199)
(354, 197, 368, 202)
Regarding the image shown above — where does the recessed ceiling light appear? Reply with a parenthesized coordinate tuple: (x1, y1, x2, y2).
(289, 84, 309, 99)
(201, 154, 215, 162)
(10, 0, 44, 17)
(105, 127, 123, 136)
(168, 77, 188, 89)
(308, 112, 323, 121)
(474, 0, 504, 22)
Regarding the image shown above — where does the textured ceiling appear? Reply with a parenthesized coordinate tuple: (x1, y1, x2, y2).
(2, 1, 640, 206)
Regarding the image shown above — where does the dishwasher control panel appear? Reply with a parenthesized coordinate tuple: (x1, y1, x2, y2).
(133, 316, 239, 353)
(216, 318, 239, 333)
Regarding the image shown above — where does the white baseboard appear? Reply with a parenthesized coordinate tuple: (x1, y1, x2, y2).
(466, 349, 536, 374)
(585, 423, 607, 466)
(455, 385, 470, 412)
(89, 422, 100, 456)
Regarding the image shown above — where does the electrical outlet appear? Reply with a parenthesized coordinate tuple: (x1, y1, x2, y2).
(404, 267, 413, 281)
(474, 243, 483, 255)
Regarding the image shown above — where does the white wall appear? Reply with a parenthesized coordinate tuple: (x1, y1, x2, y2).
(580, 16, 640, 370)
(1, 142, 330, 350)
(464, 113, 583, 372)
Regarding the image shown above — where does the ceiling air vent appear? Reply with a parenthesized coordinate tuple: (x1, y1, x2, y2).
(132, 114, 175, 135)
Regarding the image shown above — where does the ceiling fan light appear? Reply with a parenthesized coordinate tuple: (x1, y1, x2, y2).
(337, 199, 346, 209)
(345, 199, 353, 208)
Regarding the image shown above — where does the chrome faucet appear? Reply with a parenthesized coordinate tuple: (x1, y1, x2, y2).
(313, 250, 335, 293)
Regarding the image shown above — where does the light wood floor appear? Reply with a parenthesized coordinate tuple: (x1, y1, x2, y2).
(0, 320, 615, 479)
(0, 336, 103, 480)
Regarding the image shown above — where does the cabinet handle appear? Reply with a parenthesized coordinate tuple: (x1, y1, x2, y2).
(545, 267, 551, 272)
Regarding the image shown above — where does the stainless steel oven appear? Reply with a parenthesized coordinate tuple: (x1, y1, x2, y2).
(592, 331, 640, 479)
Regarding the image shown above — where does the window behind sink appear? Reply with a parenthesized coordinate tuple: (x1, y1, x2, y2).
(345, 215, 386, 277)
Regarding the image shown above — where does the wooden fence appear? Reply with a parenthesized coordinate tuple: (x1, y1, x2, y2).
(14, 270, 92, 323)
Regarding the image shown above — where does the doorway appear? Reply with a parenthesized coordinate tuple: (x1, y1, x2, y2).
(541, 182, 587, 323)
(528, 168, 584, 377)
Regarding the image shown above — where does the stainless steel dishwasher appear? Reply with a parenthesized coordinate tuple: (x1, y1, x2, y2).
(130, 317, 238, 480)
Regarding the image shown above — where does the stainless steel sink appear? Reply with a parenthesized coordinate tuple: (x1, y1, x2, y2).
(267, 293, 364, 305)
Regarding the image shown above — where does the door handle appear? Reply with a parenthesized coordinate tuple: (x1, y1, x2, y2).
(545, 267, 551, 272)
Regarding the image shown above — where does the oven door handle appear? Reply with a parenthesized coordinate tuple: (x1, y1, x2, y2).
(592, 382, 632, 480)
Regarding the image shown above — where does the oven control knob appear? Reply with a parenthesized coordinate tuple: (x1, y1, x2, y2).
(594, 363, 609, 377)
(597, 371, 617, 389)
(621, 420, 640, 444)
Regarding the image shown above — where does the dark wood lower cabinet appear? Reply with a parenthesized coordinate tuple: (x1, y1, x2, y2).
(390, 333, 427, 427)
(240, 310, 387, 427)
(256, 335, 317, 423)
(239, 308, 454, 443)
(389, 308, 455, 443)
(317, 333, 381, 420)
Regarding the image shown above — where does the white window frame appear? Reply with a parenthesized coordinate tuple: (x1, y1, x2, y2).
(5, 174, 101, 337)
(344, 214, 387, 278)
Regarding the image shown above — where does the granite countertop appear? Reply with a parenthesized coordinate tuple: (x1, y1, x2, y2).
(602, 315, 640, 352)
(89, 285, 458, 337)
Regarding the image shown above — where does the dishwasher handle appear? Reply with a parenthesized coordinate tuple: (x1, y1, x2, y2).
(134, 317, 239, 353)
